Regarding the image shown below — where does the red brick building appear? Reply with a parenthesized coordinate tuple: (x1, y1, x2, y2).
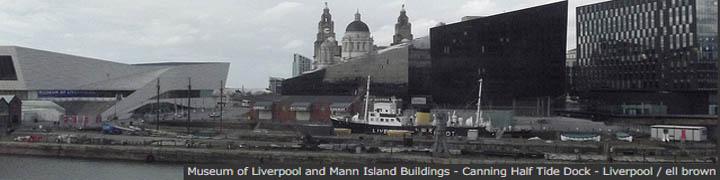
(249, 95, 357, 122)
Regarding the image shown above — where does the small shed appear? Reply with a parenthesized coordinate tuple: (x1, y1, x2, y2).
(650, 125, 707, 142)
(0, 95, 22, 135)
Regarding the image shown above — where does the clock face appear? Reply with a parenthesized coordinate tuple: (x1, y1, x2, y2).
(323, 27, 331, 33)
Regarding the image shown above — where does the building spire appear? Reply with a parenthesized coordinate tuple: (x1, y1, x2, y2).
(355, 9, 361, 21)
(401, 4, 405, 12)
(324, 2, 328, 9)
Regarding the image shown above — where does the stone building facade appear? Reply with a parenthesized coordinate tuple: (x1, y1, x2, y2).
(341, 11, 375, 62)
(312, 3, 412, 69)
(392, 5, 413, 45)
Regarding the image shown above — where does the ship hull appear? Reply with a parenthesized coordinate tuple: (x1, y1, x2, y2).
(330, 118, 491, 137)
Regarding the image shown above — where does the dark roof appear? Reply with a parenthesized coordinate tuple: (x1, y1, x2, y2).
(346, 21, 369, 32)
(330, 103, 352, 108)
(291, 102, 311, 108)
(253, 101, 273, 107)
(0, 95, 18, 103)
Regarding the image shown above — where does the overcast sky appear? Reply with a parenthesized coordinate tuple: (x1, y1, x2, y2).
(0, 0, 605, 88)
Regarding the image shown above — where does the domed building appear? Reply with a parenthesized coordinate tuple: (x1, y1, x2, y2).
(311, 3, 412, 69)
(341, 10, 374, 62)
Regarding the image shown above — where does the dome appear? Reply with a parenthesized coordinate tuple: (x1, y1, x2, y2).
(346, 21, 369, 32)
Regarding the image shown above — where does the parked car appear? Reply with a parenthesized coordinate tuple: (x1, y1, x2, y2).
(14, 136, 42, 142)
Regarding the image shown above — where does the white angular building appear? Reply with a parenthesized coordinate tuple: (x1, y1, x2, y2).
(0, 46, 229, 121)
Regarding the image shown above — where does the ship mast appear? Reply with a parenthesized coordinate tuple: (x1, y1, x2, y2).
(476, 79, 483, 127)
(363, 75, 371, 122)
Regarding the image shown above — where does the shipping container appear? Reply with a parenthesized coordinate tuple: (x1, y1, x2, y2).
(650, 125, 707, 142)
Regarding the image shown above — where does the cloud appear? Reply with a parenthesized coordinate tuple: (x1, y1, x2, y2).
(0, 0, 598, 88)
(282, 39, 304, 50)
(411, 18, 439, 38)
(457, 0, 497, 17)
(372, 25, 395, 46)
(256, 1, 304, 22)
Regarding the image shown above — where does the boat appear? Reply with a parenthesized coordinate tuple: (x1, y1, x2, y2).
(330, 76, 492, 137)
(560, 133, 601, 142)
(615, 132, 633, 142)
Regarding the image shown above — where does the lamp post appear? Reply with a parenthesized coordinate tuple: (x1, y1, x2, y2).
(219, 80, 224, 134)
(156, 78, 160, 131)
(187, 77, 192, 134)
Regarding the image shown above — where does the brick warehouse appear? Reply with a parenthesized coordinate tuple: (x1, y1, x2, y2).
(248, 95, 359, 122)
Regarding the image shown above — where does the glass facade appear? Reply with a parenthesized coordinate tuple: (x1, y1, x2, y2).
(292, 54, 313, 77)
(430, 1, 567, 106)
(0, 56, 18, 80)
(576, 0, 718, 114)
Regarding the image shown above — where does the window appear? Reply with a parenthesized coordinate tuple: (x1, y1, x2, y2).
(0, 56, 18, 80)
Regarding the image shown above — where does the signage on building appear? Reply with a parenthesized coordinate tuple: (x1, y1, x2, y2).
(411, 97, 427, 105)
(38, 90, 99, 97)
(372, 97, 400, 102)
(290, 106, 309, 111)
(252, 106, 268, 110)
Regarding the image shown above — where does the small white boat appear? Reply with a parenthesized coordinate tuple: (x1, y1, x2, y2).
(560, 133, 601, 142)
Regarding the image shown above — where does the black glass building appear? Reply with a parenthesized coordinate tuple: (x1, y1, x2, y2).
(430, 1, 568, 107)
(576, 0, 718, 115)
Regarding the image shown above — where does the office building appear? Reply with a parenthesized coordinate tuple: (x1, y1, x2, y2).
(430, 1, 568, 107)
(268, 77, 285, 94)
(576, 0, 717, 114)
(292, 54, 312, 77)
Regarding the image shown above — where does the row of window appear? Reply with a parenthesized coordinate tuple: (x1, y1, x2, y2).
(342, 41, 371, 52)
(578, 33, 698, 60)
(579, 0, 692, 15)
(580, 3, 692, 24)
(370, 118, 399, 123)
(576, 79, 717, 89)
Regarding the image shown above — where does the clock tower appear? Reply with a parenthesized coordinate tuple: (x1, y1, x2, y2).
(314, 2, 336, 60)
(392, 4, 413, 45)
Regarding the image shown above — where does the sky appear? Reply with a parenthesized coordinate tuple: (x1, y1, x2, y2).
(0, 0, 606, 89)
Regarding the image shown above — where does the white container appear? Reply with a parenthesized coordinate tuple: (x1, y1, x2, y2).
(467, 129, 479, 141)
(650, 125, 707, 142)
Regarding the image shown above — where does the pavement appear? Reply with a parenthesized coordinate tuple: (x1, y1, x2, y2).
(513, 116, 649, 134)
